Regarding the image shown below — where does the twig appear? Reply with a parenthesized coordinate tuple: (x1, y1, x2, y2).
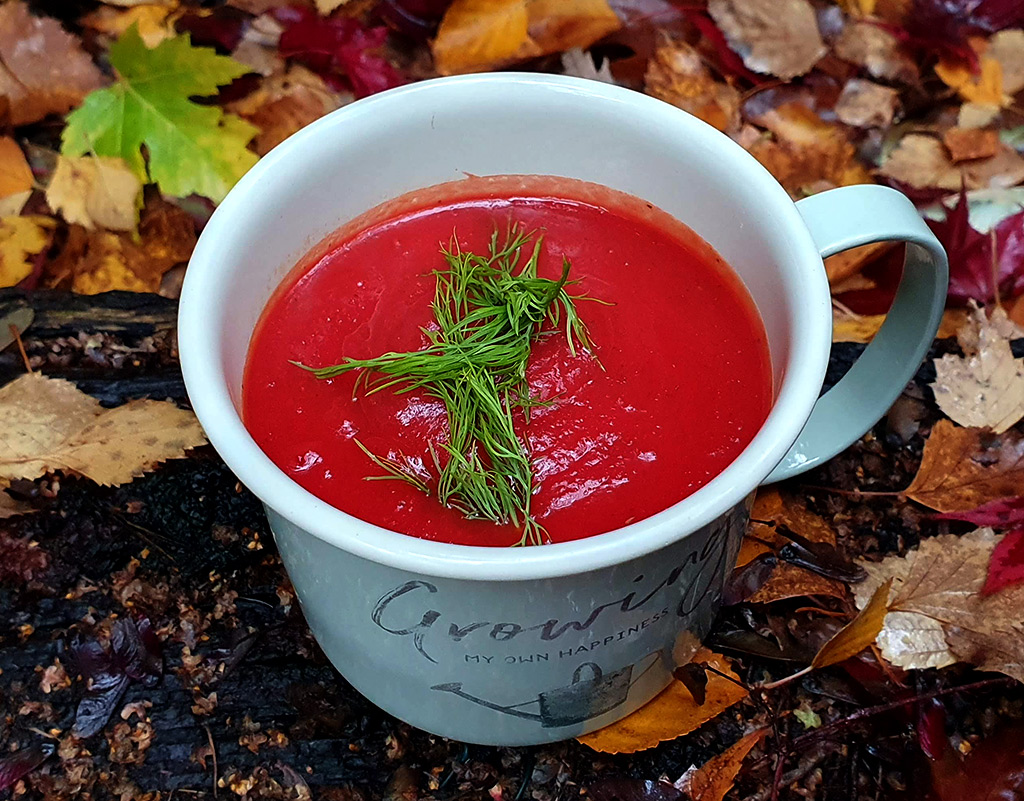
(761, 666, 812, 691)
(204, 724, 218, 799)
(10, 323, 31, 373)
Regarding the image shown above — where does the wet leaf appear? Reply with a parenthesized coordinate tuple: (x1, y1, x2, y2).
(711, 629, 814, 663)
(0, 373, 207, 486)
(0, 2, 106, 126)
(672, 662, 708, 705)
(747, 563, 848, 604)
(644, 37, 741, 133)
(905, 420, 1024, 513)
(577, 650, 747, 754)
(943, 127, 1000, 162)
(680, 728, 768, 801)
(706, 0, 825, 80)
(777, 527, 866, 582)
(62, 26, 257, 203)
(739, 488, 836, 566)
(45, 156, 142, 232)
(935, 54, 1007, 107)
(0, 217, 56, 288)
(982, 526, 1024, 595)
(937, 494, 1024, 527)
(723, 553, 777, 604)
(856, 527, 1024, 680)
(275, 6, 406, 97)
(834, 78, 900, 129)
(0, 743, 54, 791)
(812, 579, 891, 668)
(931, 304, 1024, 433)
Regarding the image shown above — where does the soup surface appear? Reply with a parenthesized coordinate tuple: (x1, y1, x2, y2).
(243, 176, 772, 546)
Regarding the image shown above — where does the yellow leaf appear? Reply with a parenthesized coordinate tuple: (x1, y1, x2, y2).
(46, 156, 142, 232)
(832, 311, 887, 344)
(525, 0, 620, 55)
(82, 4, 179, 48)
(71, 235, 153, 294)
(577, 649, 747, 753)
(682, 728, 769, 801)
(432, 0, 535, 75)
(935, 55, 1007, 107)
(0, 216, 56, 288)
(0, 373, 206, 486)
(837, 0, 877, 16)
(905, 420, 1024, 513)
(812, 578, 891, 668)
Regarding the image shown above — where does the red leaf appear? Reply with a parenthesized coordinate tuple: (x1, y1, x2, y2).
(982, 526, 1024, 596)
(931, 725, 1024, 801)
(925, 188, 1024, 306)
(274, 5, 405, 98)
(896, 0, 1024, 65)
(175, 8, 248, 53)
(918, 698, 947, 761)
(0, 744, 53, 791)
(937, 496, 1024, 527)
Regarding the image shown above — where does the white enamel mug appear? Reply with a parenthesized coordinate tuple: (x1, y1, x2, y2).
(178, 74, 947, 746)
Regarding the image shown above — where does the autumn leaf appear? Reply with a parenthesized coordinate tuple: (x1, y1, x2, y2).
(680, 728, 768, 801)
(747, 563, 848, 604)
(905, 420, 1024, 512)
(878, 134, 1024, 192)
(0, 138, 33, 217)
(943, 127, 1000, 162)
(930, 725, 1024, 801)
(706, 0, 825, 80)
(81, 4, 180, 48)
(62, 26, 257, 203)
(834, 21, 918, 83)
(982, 527, 1024, 595)
(525, 0, 621, 55)
(935, 54, 1007, 107)
(644, 38, 740, 133)
(856, 527, 1024, 680)
(811, 579, 891, 668)
(0, 373, 206, 486)
(834, 79, 900, 129)
(46, 156, 143, 232)
(937, 495, 1024, 527)
(0, 2, 106, 126)
(577, 650, 747, 754)
(738, 488, 836, 566)
(0, 217, 56, 288)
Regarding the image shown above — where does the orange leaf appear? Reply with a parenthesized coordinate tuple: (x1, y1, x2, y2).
(905, 420, 1024, 513)
(684, 728, 769, 801)
(812, 578, 892, 668)
(737, 488, 836, 567)
(526, 0, 620, 54)
(577, 649, 747, 754)
(0, 137, 33, 200)
(935, 55, 1007, 107)
(432, 0, 535, 75)
(747, 563, 848, 604)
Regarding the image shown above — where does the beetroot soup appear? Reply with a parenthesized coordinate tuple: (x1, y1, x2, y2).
(242, 177, 772, 546)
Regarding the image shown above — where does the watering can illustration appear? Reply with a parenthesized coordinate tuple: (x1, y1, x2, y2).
(431, 655, 658, 728)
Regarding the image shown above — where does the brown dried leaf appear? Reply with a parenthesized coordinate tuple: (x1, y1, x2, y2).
(0, 2, 106, 126)
(812, 579, 891, 668)
(834, 21, 917, 83)
(989, 30, 1024, 96)
(747, 563, 848, 604)
(0, 479, 34, 519)
(644, 38, 741, 133)
(855, 528, 1024, 680)
(906, 420, 1024, 513)
(0, 217, 56, 288)
(739, 488, 837, 565)
(878, 134, 1024, 191)
(681, 728, 768, 801)
(943, 128, 1000, 163)
(0, 373, 206, 486)
(832, 311, 887, 344)
(707, 0, 825, 80)
(932, 305, 1024, 434)
(834, 78, 899, 129)
(45, 156, 142, 232)
(577, 650, 747, 754)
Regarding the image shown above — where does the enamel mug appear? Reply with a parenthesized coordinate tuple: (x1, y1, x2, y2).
(178, 74, 947, 745)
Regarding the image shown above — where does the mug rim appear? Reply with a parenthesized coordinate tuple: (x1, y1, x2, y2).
(178, 73, 832, 582)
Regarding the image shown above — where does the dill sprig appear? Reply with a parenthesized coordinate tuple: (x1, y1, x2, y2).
(293, 224, 597, 547)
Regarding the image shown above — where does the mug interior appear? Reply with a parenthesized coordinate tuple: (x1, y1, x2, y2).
(179, 74, 832, 580)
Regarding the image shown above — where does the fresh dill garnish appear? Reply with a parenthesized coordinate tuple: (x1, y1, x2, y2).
(293, 224, 597, 547)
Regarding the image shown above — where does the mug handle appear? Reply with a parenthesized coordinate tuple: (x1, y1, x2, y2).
(765, 185, 949, 483)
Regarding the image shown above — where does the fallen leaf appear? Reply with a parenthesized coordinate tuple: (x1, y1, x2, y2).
(747, 563, 848, 604)
(943, 127, 1000, 162)
(81, 4, 179, 47)
(62, 27, 257, 203)
(644, 38, 741, 133)
(561, 47, 616, 83)
(46, 156, 142, 232)
(316, 0, 353, 13)
(825, 241, 895, 285)
(935, 54, 1008, 107)
(706, 0, 824, 80)
(227, 66, 350, 155)
(834, 78, 900, 129)
(833, 311, 887, 343)
(0, 481, 34, 519)
(878, 134, 1024, 191)
(525, 0, 621, 55)
(906, 420, 1024, 512)
(586, 778, 683, 801)
(0, 2, 107, 126)
(834, 21, 918, 83)
(931, 304, 1024, 433)
(0, 138, 34, 216)
(812, 579, 891, 668)
(577, 649, 747, 753)
(0, 373, 206, 486)
(432, 0, 533, 75)
(856, 527, 1024, 679)
(937, 495, 1024, 527)
(982, 526, 1024, 595)
(0, 744, 53, 791)
(680, 728, 768, 801)
(930, 724, 1024, 801)
(989, 29, 1024, 95)
(275, 6, 406, 97)
(901, 0, 1024, 65)
(738, 487, 836, 566)
(0, 217, 56, 288)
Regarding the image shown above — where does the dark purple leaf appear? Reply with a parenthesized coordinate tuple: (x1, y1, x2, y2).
(896, 0, 1024, 65)
(937, 495, 1024, 527)
(73, 673, 130, 738)
(0, 743, 54, 791)
(587, 778, 685, 801)
(274, 5, 405, 98)
(722, 553, 777, 605)
(918, 698, 947, 761)
(709, 629, 813, 663)
(777, 528, 866, 583)
(672, 662, 708, 705)
(176, 9, 248, 53)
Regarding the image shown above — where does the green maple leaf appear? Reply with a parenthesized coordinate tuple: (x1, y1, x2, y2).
(62, 26, 258, 203)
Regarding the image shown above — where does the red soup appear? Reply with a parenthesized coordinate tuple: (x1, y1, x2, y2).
(243, 176, 772, 547)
